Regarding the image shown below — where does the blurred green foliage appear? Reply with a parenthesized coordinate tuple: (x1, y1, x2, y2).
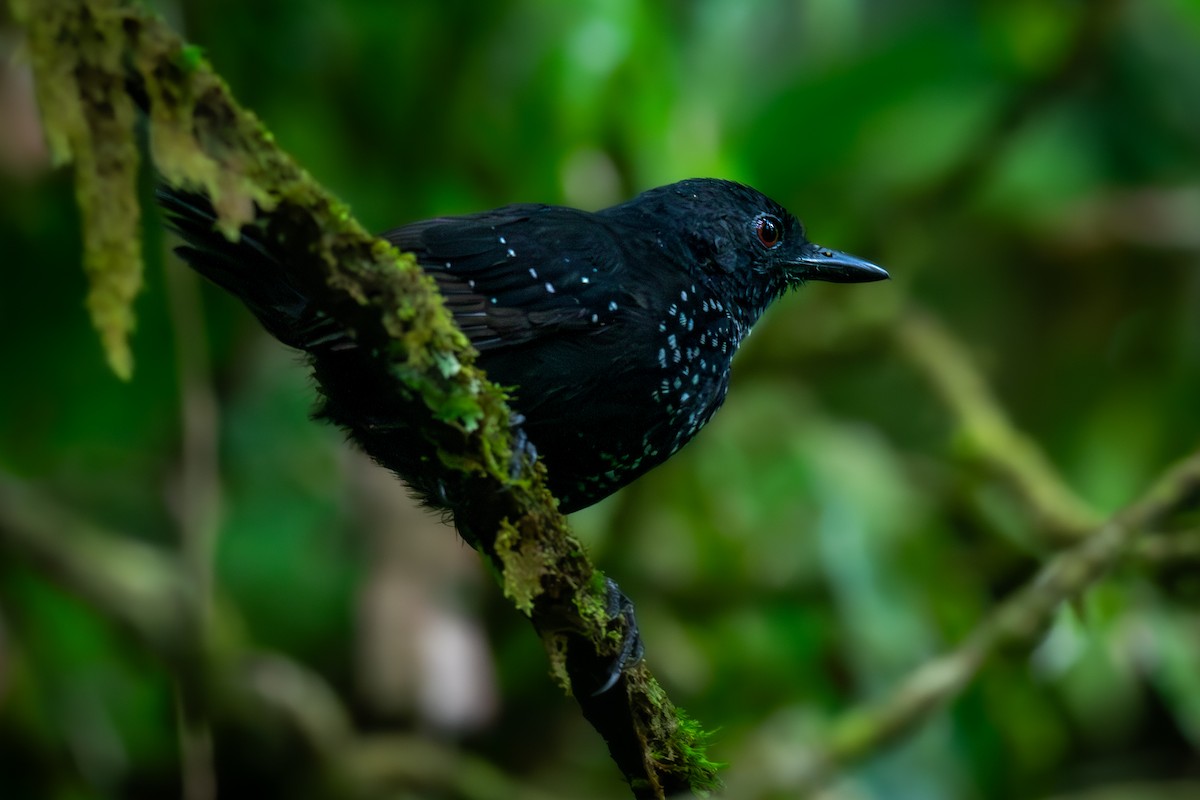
(2, 0, 1200, 798)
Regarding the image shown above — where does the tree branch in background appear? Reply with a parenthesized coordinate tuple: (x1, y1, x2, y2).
(0, 479, 585, 800)
(896, 311, 1102, 545)
(11, 0, 717, 796)
(726, 446, 1200, 797)
(165, 237, 223, 800)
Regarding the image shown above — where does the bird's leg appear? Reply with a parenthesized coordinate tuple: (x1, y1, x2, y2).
(505, 416, 641, 694)
(592, 576, 645, 695)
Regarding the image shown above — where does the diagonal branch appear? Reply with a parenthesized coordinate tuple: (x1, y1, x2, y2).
(726, 446, 1200, 797)
(12, 0, 717, 796)
(896, 310, 1102, 544)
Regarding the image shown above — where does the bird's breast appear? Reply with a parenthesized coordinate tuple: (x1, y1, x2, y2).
(637, 284, 745, 458)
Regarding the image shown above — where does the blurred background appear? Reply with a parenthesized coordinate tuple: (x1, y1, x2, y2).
(2, 0, 1200, 798)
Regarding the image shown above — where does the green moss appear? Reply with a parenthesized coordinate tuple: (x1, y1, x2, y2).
(18, 0, 144, 379)
(544, 633, 571, 692)
(494, 520, 547, 616)
(574, 569, 614, 635)
(634, 678, 723, 793)
(672, 708, 724, 793)
(177, 43, 205, 72)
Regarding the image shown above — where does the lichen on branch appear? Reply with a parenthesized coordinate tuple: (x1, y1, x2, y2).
(12, 0, 718, 796)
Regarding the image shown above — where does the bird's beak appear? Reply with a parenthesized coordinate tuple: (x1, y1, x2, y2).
(787, 242, 889, 283)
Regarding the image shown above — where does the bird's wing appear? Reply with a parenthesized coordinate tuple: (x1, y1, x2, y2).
(382, 205, 636, 352)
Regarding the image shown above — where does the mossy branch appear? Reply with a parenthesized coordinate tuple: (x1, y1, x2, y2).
(12, 0, 717, 796)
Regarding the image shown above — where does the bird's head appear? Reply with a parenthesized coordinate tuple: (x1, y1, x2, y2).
(622, 179, 888, 317)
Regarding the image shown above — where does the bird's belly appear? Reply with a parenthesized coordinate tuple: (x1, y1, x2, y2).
(476, 308, 739, 512)
(509, 359, 730, 512)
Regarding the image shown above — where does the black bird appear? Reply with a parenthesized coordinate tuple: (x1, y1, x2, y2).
(159, 179, 886, 689)
(161, 178, 885, 511)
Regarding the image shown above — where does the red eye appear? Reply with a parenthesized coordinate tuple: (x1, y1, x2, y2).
(755, 215, 782, 248)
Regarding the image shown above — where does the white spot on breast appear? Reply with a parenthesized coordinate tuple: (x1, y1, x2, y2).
(529, 268, 538, 279)
(608, 301, 618, 312)
(499, 235, 507, 244)
(545, 282, 556, 293)
(507, 248, 517, 258)
(581, 276, 590, 284)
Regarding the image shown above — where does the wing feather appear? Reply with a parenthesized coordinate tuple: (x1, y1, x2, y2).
(382, 205, 634, 351)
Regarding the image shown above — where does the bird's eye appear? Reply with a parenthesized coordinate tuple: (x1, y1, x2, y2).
(754, 215, 782, 249)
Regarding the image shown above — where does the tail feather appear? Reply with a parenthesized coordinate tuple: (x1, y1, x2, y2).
(157, 186, 349, 352)
(158, 185, 459, 511)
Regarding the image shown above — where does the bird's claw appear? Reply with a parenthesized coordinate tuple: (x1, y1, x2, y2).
(592, 577, 645, 695)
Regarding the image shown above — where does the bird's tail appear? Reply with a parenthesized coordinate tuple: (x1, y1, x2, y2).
(157, 186, 349, 353)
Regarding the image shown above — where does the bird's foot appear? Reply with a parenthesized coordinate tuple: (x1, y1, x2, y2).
(591, 577, 645, 695)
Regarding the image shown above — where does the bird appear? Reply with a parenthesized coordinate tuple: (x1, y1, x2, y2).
(159, 178, 887, 691)
(160, 178, 886, 512)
